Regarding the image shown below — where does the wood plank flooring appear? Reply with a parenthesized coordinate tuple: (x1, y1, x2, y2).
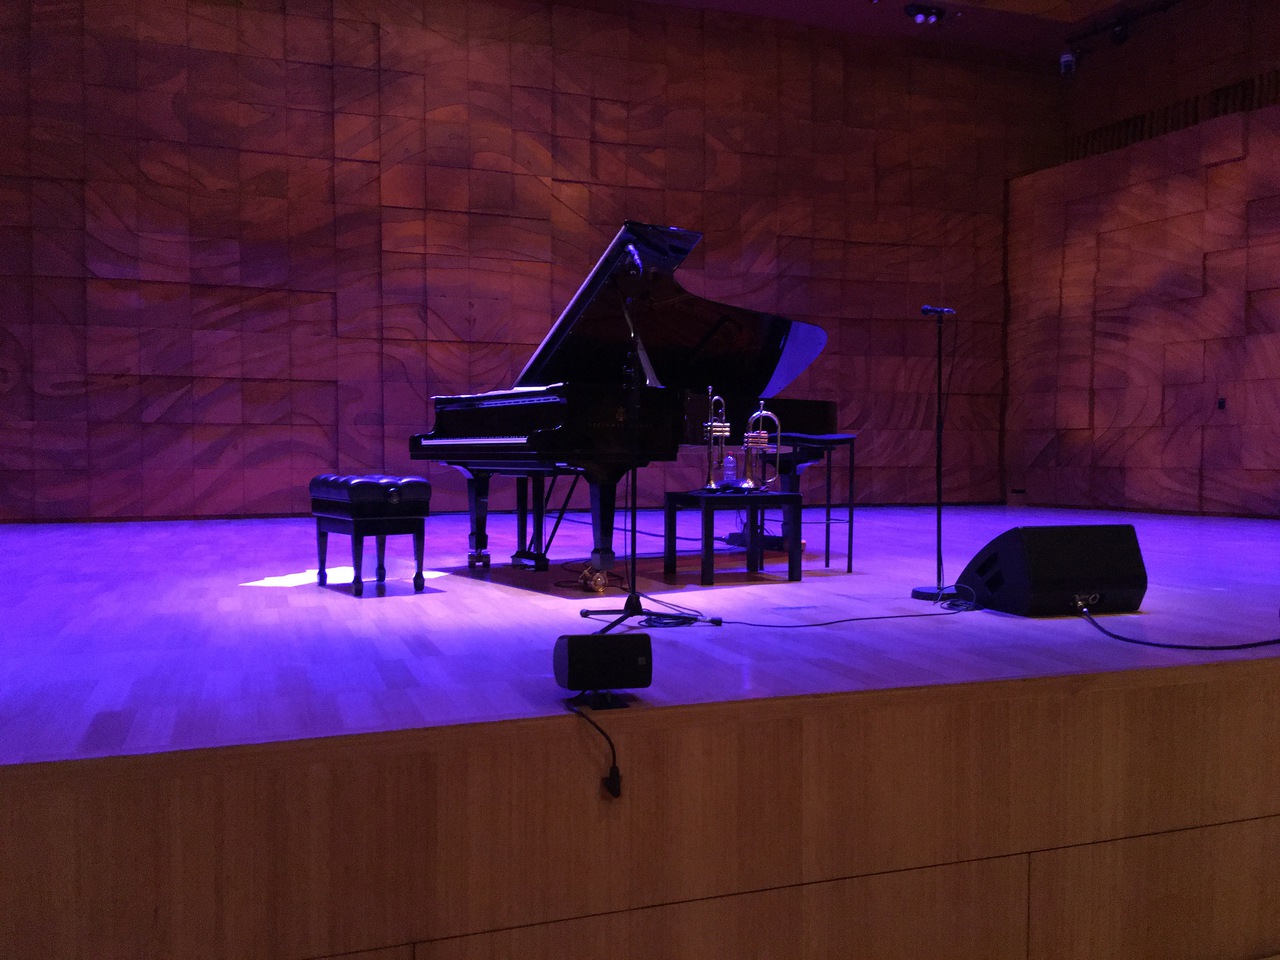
(2, 503, 1278, 765)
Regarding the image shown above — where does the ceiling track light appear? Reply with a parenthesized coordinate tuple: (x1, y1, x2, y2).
(1065, 0, 1184, 64)
(904, 3, 945, 25)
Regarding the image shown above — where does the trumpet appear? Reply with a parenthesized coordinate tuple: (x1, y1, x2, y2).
(739, 401, 781, 490)
(703, 386, 731, 489)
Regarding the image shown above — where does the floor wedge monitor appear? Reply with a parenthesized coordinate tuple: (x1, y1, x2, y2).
(956, 524, 1147, 617)
(554, 633, 653, 692)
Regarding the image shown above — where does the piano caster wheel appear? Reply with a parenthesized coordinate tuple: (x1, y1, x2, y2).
(413, 573, 425, 592)
(352, 580, 363, 597)
(468, 553, 491, 570)
(579, 567, 608, 593)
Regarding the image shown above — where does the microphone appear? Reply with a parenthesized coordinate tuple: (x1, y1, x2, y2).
(921, 305, 955, 316)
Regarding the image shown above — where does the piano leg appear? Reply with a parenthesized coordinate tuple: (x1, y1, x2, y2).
(465, 472, 492, 569)
(511, 475, 550, 571)
(529, 475, 548, 565)
(587, 477, 618, 572)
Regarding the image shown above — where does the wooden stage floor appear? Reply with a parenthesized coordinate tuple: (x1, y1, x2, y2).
(3, 503, 1279, 767)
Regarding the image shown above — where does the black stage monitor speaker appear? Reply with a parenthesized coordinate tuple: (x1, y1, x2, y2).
(554, 633, 652, 691)
(956, 524, 1147, 617)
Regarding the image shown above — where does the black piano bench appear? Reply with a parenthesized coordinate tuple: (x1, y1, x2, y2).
(309, 474, 432, 597)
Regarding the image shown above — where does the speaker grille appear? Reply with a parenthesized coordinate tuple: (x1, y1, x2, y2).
(553, 634, 653, 691)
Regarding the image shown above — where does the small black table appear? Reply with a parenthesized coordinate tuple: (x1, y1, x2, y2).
(663, 489, 803, 586)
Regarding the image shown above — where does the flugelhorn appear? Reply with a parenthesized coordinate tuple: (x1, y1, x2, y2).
(739, 400, 780, 490)
(703, 386, 731, 489)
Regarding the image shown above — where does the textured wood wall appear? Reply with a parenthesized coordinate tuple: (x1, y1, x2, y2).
(1006, 104, 1280, 514)
(0, 0, 1059, 521)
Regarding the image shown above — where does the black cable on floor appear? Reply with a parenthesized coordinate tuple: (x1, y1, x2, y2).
(721, 606, 974, 629)
(1079, 607, 1280, 651)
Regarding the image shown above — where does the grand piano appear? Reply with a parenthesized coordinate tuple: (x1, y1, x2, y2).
(410, 221, 833, 572)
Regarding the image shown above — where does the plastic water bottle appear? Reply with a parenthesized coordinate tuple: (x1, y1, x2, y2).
(722, 454, 737, 487)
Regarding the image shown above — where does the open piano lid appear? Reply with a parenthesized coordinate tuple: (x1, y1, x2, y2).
(513, 221, 827, 398)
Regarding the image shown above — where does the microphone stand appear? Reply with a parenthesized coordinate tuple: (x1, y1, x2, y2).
(911, 304, 960, 602)
(583, 269, 663, 633)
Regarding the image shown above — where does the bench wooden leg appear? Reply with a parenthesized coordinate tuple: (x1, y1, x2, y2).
(413, 523, 425, 591)
(316, 526, 328, 585)
(350, 533, 364, 597)
(313, 510, 428, 597)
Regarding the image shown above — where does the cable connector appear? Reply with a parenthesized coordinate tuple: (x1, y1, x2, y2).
(602, 764, 622, 799)
(568, 701, 624, 800)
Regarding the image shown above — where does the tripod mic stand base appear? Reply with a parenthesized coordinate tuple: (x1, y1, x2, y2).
(912, 585, 961, 602)
(581, 591, 658, 633)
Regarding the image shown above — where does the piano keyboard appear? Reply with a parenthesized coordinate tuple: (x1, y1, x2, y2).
(415, 435, 530, 447)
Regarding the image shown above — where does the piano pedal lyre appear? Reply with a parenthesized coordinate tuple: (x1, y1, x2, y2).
(579, 566, 609, 593)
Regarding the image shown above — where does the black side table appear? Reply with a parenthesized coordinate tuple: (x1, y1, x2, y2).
(663, 489, 803, 586)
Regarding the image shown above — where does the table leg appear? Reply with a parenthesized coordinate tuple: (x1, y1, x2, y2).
(787, 501, 802, 581)
(664, 499, 677, 579)
(847, 440, 855, 574)
(700, 501, 715, 586)
(824, 448, 833, 567)
(746, 503, 762, 573)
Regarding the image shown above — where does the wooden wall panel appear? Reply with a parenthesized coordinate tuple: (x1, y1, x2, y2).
(1006, 99, 1280, 515)
(0, 0, 1060, 522)
(415, 856, 1028, 960)
(1029, 817, 1280, 960)
(800, 661, 1280, 882)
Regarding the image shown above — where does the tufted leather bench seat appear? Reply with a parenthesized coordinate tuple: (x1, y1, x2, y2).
(309, 474, 432, 597)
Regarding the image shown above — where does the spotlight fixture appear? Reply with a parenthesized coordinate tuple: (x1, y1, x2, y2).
(904, 3, 945, 25)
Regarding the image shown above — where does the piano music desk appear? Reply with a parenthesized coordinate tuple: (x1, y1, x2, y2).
(663, 490, 802, 586)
